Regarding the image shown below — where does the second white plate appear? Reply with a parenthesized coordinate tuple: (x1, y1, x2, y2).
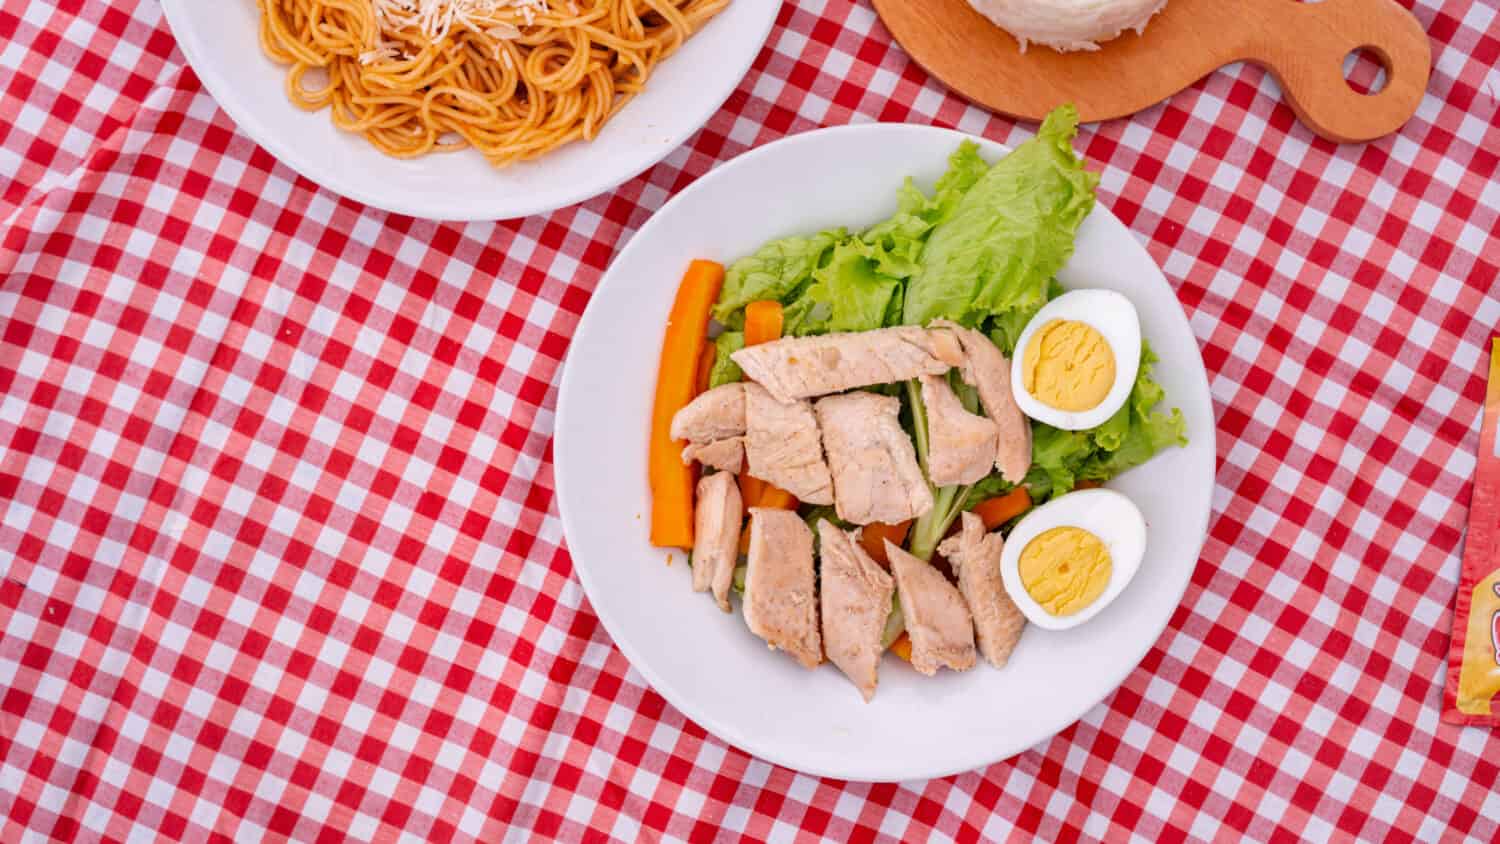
(159, 0, 779, 220)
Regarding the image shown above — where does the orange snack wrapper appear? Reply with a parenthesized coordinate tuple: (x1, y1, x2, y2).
(1445, 338, 1500, 724)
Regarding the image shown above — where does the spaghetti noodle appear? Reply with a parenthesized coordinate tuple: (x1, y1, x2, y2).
(255, 0, 730, 167)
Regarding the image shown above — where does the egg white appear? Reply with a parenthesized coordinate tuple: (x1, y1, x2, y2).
(999, 488, 1147, 631)
(1010, 289, 1141, 431)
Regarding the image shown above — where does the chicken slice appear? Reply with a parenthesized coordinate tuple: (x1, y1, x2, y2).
(743, 508, 821, 668)
(920, 374, 1000, 487)
(744, 383, 834, 505)
(670, 383, 746, 443)
(938, 321, 1032, 483)
(937, 512, 1025, 668)
(682, 437, 744, 475)
(692, 472, 743, 612)
(815, 392, 933, 525)
(731, 327, 965, 403)
(886, 541, 976, 675)
(818, 520, 896, 701)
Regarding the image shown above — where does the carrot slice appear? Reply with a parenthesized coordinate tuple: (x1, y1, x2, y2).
(738, 480, 796, 557)
(757, 484, 798, 511)
(859, 520, 911, 568)
(744, 300, 784, 347)
(738, 473, 766, 512)
(889, 632, 912, 661)
(971, 487, 1032, 531)
(735, 300, 799, 512)
(649, 260, 725, 548)
(695, 337, 715, 395)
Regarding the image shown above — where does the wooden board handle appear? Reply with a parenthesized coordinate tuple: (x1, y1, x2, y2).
(1234, 0, 1432, 143)
(870, 0, 1433, 144)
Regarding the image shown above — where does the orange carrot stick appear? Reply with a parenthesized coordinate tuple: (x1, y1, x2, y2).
(757, 484, 798, 511)
(744, 300, 784, 347)
(889, 632, 912, 661)
(859, 521, 911, 568)
(738, 485, 798, 557)
(738, 473, 766, 512)
(972, 487, 1032, 531)
(736, 300, 798, 512)
(695, 337, 715, 395)
(649, 260, 725, 548)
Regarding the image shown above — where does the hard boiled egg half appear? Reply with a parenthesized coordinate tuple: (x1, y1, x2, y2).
(999, 488, 1146, 630)
(1010, 289, 1141, 430)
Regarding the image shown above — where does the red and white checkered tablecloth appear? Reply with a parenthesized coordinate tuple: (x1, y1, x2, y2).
(1, 0, 1497, 839)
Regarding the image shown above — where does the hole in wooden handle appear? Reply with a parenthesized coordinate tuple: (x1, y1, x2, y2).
(1343, 46, 1390, 96)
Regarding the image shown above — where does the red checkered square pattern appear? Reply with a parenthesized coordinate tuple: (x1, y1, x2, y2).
(2, 0, 1497, 840)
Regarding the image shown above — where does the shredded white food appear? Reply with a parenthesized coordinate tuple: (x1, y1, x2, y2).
(365, 0, 543, 64)
(966, 0, 1167, 53)
(358, 38, 405, 63)
(371, 0, 547, 40)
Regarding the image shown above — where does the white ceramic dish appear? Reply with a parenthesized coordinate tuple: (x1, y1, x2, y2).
(554, 124, 1216, 782)
(158, 0, 779, 221)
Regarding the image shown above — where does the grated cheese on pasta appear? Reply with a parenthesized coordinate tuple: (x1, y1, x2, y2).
(372, 0, 548, 41)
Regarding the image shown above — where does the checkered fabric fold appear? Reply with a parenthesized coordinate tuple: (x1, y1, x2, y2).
(2, 0, 1497, 840)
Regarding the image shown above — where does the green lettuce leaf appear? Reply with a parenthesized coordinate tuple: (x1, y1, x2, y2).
(1025, 426, 1093, 500)
(784, 240, 904, 335)
(903, 106, 1099, 327)
(859, 212, 930, 280)
(1080, 346, 1187, 480)
(1024, 342, 1187, 501)
(900, 141, 989, 226)
(714, 228, 845, 325)
(859, 142, 990, 282)
(712, 133, 1006, 333)
(959, 473, 1016, 511)
(708, 331, 745, 387)
(988, 279, 1063, 357)
(802, 505, 852, 535)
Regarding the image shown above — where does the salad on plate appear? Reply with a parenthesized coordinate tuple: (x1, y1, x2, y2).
(647, 106, 1187, 701)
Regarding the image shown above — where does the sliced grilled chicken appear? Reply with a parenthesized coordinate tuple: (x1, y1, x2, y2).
(744, 384, 834, 505)
(670, 383, 746, 443)
(744, 508, 822, 668)
(937, 512, 1025, 668)
(938, 320, 1032, 483)
(731, 327, 964, 403)
(920, 374, 1000, 486)
(886, 541, 976, 675)
(815, 392, 934, 525)
(692, 472, 743, 612)
(682, 437, 744, 475)
(818, 521, 896, 701)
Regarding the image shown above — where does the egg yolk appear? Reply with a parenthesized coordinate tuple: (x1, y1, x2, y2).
(1022, 319, 1116, 412)
(1018, 526, 1112, 616)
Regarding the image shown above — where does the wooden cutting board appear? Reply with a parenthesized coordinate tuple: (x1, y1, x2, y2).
(870, 0, 1432, 143)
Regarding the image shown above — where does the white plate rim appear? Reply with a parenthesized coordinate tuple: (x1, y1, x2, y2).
(157, 0, 778, 221)
(554, 122, 1216, 781)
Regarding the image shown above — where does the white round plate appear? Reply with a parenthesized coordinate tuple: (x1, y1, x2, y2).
(159, 0, 778, 221)
(555, 124, 1216, 782)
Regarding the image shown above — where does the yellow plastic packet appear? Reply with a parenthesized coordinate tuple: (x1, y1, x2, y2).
(1446, 338, 1500, 723)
